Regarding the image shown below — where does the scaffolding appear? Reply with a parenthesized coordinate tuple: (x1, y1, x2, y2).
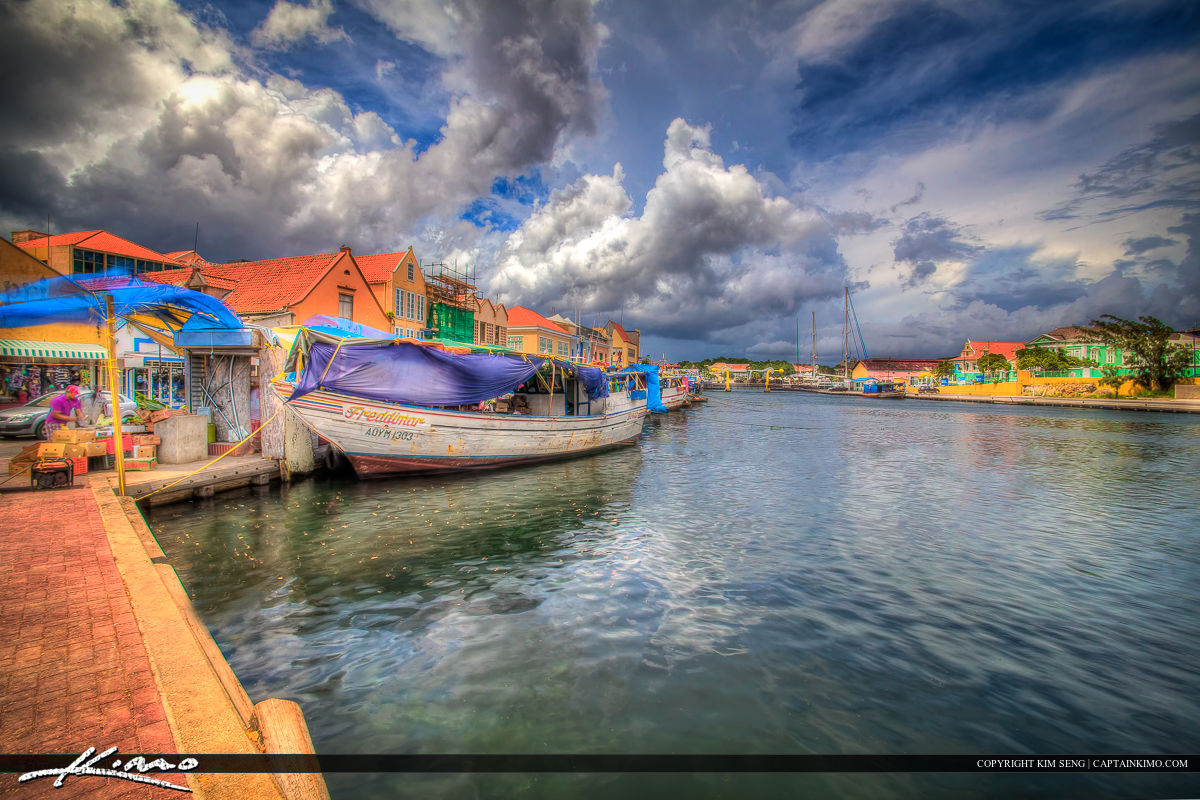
(423, 261, 478, 342)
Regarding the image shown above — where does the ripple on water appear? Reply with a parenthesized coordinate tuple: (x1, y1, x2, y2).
(149, 397, 1200, 798)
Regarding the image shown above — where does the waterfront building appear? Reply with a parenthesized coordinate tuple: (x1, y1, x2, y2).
(949, 340, 1023, 381)
(547, 314, 609, 364)
(13, 229, 181, 275)
(708, 362, 751, 380)
(507, 307, 572, 358)
(474, 298, 509, 348)
(0, 237, 109, 400)
(164, 250, 213, 268)
(423, 261, 477, 343)
(605, 321, 639, 368)
(1025, 327, 1125, 378)
(357, 248, 428, 339)
(852, 358, 945, 383)
(144, 246, 390, 331)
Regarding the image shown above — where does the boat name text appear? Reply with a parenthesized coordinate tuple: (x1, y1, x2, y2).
(343, 406, 425, 427)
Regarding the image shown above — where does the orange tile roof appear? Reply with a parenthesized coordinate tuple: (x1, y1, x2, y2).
(17, 230, 178, 264)
(608, 320, 631, 343)
(142, 253, 345, 313)
(507, 306, 568, 334)
(164, 250, 212, 267)
(356, 252, 408, 283)
(957, 341, 1023, 362)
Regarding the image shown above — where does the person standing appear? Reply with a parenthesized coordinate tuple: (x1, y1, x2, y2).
(46, 385, 85, 439)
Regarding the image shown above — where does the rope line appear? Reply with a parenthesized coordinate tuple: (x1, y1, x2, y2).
(135, 404, 286, 501)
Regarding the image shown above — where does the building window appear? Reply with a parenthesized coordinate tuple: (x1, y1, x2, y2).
(497, 326, 506, 346)
(538, 337, 553, 354)
(108, 255, 135, 272)
(339, 293, 353, 319)
(406, 291, 415, 320)
(417, 295, 425, 323)
(407, 262, 414, 282)
(508, 336, 522, 350)
(394, 289, 403, 317)
(486, 323, 495, 344)
(557, 342, 569, 357)
(627, 347, 635, 360)
(73, 249, 105, 274)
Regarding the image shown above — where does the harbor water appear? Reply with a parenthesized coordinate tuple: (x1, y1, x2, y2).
(147, 391, 1200, 799)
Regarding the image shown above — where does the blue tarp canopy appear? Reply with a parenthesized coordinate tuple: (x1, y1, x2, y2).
(618, 363, 667, 412)
(285, 328, 609, 407)
(0, 274, 244, 335)
(303, 314, 392, 339)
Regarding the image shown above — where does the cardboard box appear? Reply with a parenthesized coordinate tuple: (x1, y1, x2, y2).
(86, 442, 108, 457)
(62, 444, 89, 459)
(131, 445, 157, 459)
(149, 409, 176, 424)
(37, 443, 66, 458)
(8, 461, 32, 475)
(123, 458, 157, 471)
(11, 444, 40, 463)
(50, 428, 96, 443)
(131, 434, 161, 445)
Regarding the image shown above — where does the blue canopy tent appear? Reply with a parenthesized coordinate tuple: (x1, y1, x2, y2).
(0, 274, 246, 494)
(617, 363, 667, 412)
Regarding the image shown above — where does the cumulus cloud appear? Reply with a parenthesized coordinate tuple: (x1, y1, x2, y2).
(489, 119, 849, 341)
(1122, 234, 1176, 255)
(891, 213, 980, 287)
(251, 0, 348, 49)
(0, 0, 607, 262)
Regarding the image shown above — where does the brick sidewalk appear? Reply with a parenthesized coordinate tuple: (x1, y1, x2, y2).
(0, 482, 188, 798)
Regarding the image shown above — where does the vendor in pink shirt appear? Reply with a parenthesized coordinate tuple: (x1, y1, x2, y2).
(46, 385, 85, 439)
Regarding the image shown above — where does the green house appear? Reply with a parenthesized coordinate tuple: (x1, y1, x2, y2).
(1025, 326, 1126, 377)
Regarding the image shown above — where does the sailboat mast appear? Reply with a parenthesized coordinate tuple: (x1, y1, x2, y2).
(842, 287, 850, 380)
(811, 311, 817, 377)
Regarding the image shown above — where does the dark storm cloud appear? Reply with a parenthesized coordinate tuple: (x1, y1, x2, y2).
(892, 213, 980, 287)
(790, 1, 1200, 159)
(1123, 234, 1177, 255)
(1043, 113, 1200, 221)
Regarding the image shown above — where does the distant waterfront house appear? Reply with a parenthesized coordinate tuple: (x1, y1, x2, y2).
(548, 314, 608, 364)
(708, 362, 751, 380)
(950, 340, 1023, 380)
(474, 298, 509, 349)
(357, 247, 428, 340)
(507, 307, 572, 359)
(851, 358, 943, 383)
(144, 246, 391, 331)
(13, 229, 183, 275)
(1025, 326, 1124, 378)
(604, 321, 639, 368)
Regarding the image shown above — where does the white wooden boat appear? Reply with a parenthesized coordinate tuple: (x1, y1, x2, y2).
(660, 375, 690, 410)
(274, 332, 648, 477)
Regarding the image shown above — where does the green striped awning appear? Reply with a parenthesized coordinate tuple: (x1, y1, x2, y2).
(0, 339, 108, 359)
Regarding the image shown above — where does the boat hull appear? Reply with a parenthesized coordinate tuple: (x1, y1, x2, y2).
(661, 384, 689, 410)
(278, 384, 649, 478)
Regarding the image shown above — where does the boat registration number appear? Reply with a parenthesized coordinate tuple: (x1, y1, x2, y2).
(366, 426, 416, 442)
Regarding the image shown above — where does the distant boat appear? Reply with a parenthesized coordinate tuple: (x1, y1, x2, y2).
(276, 328, 649, 477)
(858, 379, 906, 399)
(660, 374, 690, 410)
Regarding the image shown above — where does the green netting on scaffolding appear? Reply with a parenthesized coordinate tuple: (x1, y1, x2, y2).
(428, 303, 475, 343)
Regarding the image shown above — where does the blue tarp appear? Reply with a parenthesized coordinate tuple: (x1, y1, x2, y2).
(0, 275, 243, 332)
(289, 333, 610, 407)
(618, 364, 666, 412)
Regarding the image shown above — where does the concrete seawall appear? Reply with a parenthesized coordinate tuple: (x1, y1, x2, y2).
(0, 475, 331, 799)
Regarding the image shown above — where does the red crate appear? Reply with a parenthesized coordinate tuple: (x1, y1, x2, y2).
(71, 457, 87, 475)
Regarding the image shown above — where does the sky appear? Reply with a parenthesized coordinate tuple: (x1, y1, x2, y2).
(1, 0, 1197, 362)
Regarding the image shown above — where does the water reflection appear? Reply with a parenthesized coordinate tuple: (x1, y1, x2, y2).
(147, 395, 1200, 800)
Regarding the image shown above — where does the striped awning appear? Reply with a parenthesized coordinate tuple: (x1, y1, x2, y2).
(0, 338, 108, 360)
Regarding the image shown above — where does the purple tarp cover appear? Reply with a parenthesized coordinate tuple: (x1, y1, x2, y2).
(292, 340, 544, 406)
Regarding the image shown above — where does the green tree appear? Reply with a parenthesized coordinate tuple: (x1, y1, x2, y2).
(1015, 345, 1090, 372)
(1088, 315, 1190, 391)
(1098, 367, 1126, 398)
(933, 361, 956, 380)
(977, 353, 1011, 378)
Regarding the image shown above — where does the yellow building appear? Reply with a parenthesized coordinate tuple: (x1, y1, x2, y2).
(506, 307, 572, 359)
(604, 320, 639, 367)
(357, 247, 428, 339)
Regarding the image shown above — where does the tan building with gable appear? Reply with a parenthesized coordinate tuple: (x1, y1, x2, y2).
(357, 247, 428, 339)
(473, 298, 509, 348)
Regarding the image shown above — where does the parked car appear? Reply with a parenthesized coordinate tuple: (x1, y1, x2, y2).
(917, 384, 939, 394)
(0, 390, 139, 438)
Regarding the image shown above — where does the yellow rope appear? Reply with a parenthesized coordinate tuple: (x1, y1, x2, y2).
(135, 404, 285, 501)
(315, 339, 346, 389)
